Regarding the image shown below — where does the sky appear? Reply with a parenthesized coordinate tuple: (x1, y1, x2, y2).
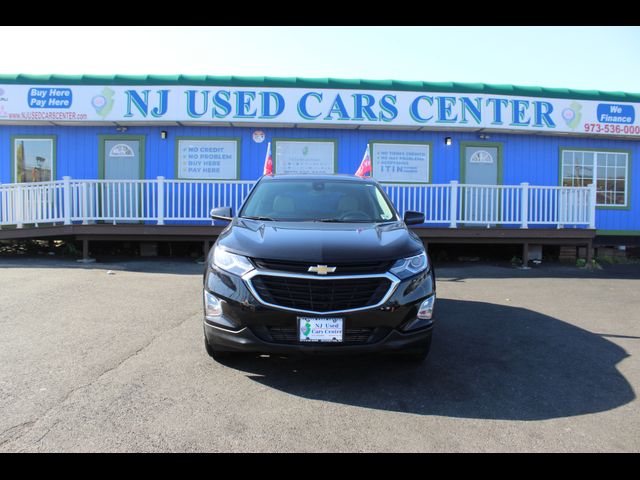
(1, 26, 639, 92)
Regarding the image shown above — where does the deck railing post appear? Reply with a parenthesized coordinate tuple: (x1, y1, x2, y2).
(157, 176, 165, 225)
(63, 176, 72, 225)
(449, 180, 458, 228)
(588, 183, 597, 229)
(15, 184, 24, 229)
(520, 182, 529, 229)
(81, 181, 88, 224)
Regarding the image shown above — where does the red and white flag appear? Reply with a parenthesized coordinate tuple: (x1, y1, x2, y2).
(355, 145, 371, 177)
(263, 142, 273, 175)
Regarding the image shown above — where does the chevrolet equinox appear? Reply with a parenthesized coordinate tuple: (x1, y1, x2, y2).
(203, 174, 436, 361)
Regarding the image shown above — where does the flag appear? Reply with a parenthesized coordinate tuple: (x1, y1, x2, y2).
(355, 145, 371, 177)
(263, 142, 273, 175)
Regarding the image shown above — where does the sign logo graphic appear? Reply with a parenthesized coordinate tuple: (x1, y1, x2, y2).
(301, 320, 312, 339)
(92, 87, 115, 118)
(252, 130, 266, 143)
(562, 101, 582, 129)
(307, 264, 337, 275)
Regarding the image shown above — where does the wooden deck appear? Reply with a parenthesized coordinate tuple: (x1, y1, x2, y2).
(0, 223, 596, 263)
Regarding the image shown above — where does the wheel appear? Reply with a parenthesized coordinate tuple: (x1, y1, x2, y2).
(204, 335, 235, 360)
(401, 333, 432, 362)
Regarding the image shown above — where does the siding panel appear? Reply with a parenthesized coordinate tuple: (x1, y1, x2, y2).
(1, 125, 638, 231)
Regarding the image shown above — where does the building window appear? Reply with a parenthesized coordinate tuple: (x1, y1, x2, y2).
(561, 149, 629, 207)
(12, 136, 56, 183)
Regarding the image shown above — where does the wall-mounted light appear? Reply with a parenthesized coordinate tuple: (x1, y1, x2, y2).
(160, 130, 168, 139)
(115, 126, 128, 133)
(444, 137, 452, 146)
(478, 133, 491, 140)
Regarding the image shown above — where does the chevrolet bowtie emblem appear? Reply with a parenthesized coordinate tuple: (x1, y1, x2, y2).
(308, 264, 337, 275)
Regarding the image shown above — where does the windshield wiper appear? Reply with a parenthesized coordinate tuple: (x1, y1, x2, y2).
(314, 218, 376, 223)
(241, 215, 275, 221)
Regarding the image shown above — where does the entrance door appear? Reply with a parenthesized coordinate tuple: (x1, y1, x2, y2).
(461, 143, 502, 224)
(100, 136, 144, 221)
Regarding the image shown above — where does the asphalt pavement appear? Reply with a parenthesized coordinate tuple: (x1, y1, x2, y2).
(0, 256, 638, 452)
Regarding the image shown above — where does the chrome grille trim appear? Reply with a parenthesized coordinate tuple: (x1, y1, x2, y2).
(242, 269, 401, 315)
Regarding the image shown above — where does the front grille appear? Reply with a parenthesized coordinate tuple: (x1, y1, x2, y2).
(250, 275, 391, 312)
(267, 326, 376, 344)
(251, 258, 393, 275)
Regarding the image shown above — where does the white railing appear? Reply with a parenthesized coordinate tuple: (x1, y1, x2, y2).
(0, 177, 596, 229)
(383, 181, 596, 228)
(68, 178, 160, 223)
(163, 179, 255, 223)
(383, 183, 452, 224)
(0, 180, 66, 228)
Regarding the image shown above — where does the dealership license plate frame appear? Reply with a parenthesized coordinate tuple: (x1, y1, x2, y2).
(298, 317, 344, 343)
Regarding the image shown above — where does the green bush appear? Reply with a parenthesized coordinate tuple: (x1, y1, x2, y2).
(64, 242, 78, 256)
(595, 255, 640, 265)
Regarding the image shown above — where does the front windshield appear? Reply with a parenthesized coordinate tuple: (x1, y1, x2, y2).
(239, 179, 398, 222)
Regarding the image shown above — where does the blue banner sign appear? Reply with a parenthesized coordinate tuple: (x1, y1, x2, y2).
(27, 87, 73, 109)
(597, 104, 635, 124)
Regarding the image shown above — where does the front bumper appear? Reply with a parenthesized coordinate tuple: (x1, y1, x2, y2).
(203, 265, 435, 354)
(204, 321, 432, 355)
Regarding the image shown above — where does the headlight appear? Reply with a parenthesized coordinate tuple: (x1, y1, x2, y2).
(204, 290, 223, 317)
(417, 294, 435, 320)
(212, 246, 254, 277)
(203, 290, 240, 329)
(401, 294, 436, 331)
(390, 251, 428, 279)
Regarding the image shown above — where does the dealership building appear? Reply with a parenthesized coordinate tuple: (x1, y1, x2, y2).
(1, 74, 639, 261)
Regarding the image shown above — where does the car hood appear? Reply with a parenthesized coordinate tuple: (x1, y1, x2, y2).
(216, 219, 424, 263)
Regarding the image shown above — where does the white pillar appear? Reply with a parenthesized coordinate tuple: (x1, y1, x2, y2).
(15, 184, 24, 229)
(63, 176, 72, 225)
(520, 182, 529, 229)
(157, 176, 165, 225)
(81, 181, 88, 225)
(588, 183, 597, 229)
(449, 180, 458, 228)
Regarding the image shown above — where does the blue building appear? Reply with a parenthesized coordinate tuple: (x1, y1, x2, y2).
(1, 75, 639, 259)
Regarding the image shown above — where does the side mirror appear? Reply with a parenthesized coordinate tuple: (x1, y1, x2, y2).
(210, 207, 232, 221)
(403, 210, 425, 226)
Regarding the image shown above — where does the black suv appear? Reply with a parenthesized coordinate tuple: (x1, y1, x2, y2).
(203, 175, 436, 361)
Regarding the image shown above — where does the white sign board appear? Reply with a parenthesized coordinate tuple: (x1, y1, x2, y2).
(274, 140, 335, 175)
(176, 139, 238, 179)
(1, 83, 639, 137)
(372, 142, 430, 183)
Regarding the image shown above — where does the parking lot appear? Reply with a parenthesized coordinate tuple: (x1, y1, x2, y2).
(0, 257, 638, 452)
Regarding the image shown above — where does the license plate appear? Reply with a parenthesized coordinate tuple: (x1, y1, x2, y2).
(298, 317, 344, 342)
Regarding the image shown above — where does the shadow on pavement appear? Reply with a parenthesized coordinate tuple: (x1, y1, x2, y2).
(0, 256, 204, 275)
(216, 298, 634, 420)
(432, 262, 640, 281)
